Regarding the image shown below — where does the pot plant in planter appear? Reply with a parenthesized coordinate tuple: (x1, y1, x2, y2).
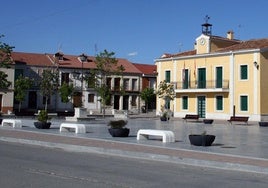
(189, 131, 216, 146)
(159, 105, 171, 121)
(34, 110, 51, 129)
(160, 111, 169, 121)
(107, 119, 129, 137)
(156, 81, 175, 121)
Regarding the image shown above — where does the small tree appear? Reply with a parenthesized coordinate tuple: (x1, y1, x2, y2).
(140, 87, 155, 113)
(93, 49, 125, 117)
(0, 35, 14, 90)
(59, 82, 74, 104)
(14, 75, 33, 112)
(156, 80, 175, 110)
(40, 69, 59, 111)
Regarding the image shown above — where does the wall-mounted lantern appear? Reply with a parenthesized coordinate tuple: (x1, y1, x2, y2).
(253, 61, 259, 70)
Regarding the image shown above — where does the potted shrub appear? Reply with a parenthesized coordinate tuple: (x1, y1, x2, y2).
(159, 105, 171, 121)
(160, 111, 169, 121)
(34, 110, 51, 129)
(156, 80, 175, 121)
(189, 131, 216, 146)
(107, 119, 129, 137)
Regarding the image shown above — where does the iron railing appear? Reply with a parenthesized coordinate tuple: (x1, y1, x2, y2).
(172, 80, 229, 90)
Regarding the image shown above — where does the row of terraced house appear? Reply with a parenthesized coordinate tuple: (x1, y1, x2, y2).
(0, 51, 157, 115)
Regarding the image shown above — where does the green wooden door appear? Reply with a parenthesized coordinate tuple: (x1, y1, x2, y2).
(198, 68, 206, 88)
(197, 96, 206, 118)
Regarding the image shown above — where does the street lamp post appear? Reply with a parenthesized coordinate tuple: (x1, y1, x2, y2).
(79, 53, 87, 107)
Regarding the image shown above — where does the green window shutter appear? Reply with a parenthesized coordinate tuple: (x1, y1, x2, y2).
(240, 65, 248, 80)
(216, 96, 223, 110)
(182, 96, 188, 110)
(165, 71, 171, 83)
(240, 96, 248, 111)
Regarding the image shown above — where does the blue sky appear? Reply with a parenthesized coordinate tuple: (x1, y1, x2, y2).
(1, 0, 268, 64)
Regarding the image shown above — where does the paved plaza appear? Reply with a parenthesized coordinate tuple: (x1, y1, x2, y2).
(1, 114, 268, 174)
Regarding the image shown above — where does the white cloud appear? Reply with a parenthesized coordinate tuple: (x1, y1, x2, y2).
(128, 52, 138, 56)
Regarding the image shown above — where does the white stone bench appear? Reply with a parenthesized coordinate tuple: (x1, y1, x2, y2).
(137, 129, 175, 143)
(1, 119, 22, 128)
(60, 123, 86, 134)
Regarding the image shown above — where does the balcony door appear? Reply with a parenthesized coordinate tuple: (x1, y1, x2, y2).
(183, 69, 189, 89)
(216, 67, 222, 88)
(198, 68, 206, 88)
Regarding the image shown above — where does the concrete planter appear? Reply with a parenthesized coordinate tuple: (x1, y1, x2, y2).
(259, 122, 268, 127)
(34, 122, 51, 129)
(203, 119, 214, 124)
(189, 134, 216, 146)
(108, 128, 130, 137)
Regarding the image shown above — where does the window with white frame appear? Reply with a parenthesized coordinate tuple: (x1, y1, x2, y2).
(88, 94, 94, 103)
(123, 79, 129, 90)
(216, 95, 223, 111)
(240, 95, 248, 111)
(240, 65, 248, 80)
(165, 70, 171, 83)
(182, 96, 188, 110)
(132, 79, 138, 91)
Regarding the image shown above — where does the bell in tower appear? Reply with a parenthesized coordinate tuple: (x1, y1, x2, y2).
(202, 15, 212, 35)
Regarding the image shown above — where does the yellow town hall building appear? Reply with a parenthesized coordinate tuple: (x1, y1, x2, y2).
(155, 20, 268, 121)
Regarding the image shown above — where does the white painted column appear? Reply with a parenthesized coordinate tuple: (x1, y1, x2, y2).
(229, 53, 235, 116)
(119, 96, 123, 110)
(129, 95, 132, 110)
(173, 59, 177, 116)
(253, 53, 259, 120)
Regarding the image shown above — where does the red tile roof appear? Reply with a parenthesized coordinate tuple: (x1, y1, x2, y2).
(133, 63, 157, 75)
(159, 37, 268, 59)
(160, 50, 196, 58)
(12, 52, 52, 66)
(216, 38, 268, 52)
(11, 52, 142, 74)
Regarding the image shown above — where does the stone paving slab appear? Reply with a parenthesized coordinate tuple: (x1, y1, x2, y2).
(1, 128, 268, 174)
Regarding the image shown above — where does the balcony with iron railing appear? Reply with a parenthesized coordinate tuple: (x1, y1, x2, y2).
(172, 80, 229, 93)
(111, 86, 140, 93)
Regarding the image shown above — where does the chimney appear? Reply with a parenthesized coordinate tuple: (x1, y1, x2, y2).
(227, 30, 234, 40)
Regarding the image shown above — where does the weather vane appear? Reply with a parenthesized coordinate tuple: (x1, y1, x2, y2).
(204, 15, 210, 23)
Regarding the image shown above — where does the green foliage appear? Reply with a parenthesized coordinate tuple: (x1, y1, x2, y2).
(95, 50, 122, 76)
(59, 82, 74, 103)
(37, 110, 50, 123)
(156, 80, 175, 101)
(141, 87, 155, 103)
(0, 71, 11, 89)
(14, 75, 33, 111)
(93, 50, 125, 116)
(108, 120, 128, 129)
(0, 35, 14, 89)
(40, 69, 59, 110)
(140, 87, 155, 112)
